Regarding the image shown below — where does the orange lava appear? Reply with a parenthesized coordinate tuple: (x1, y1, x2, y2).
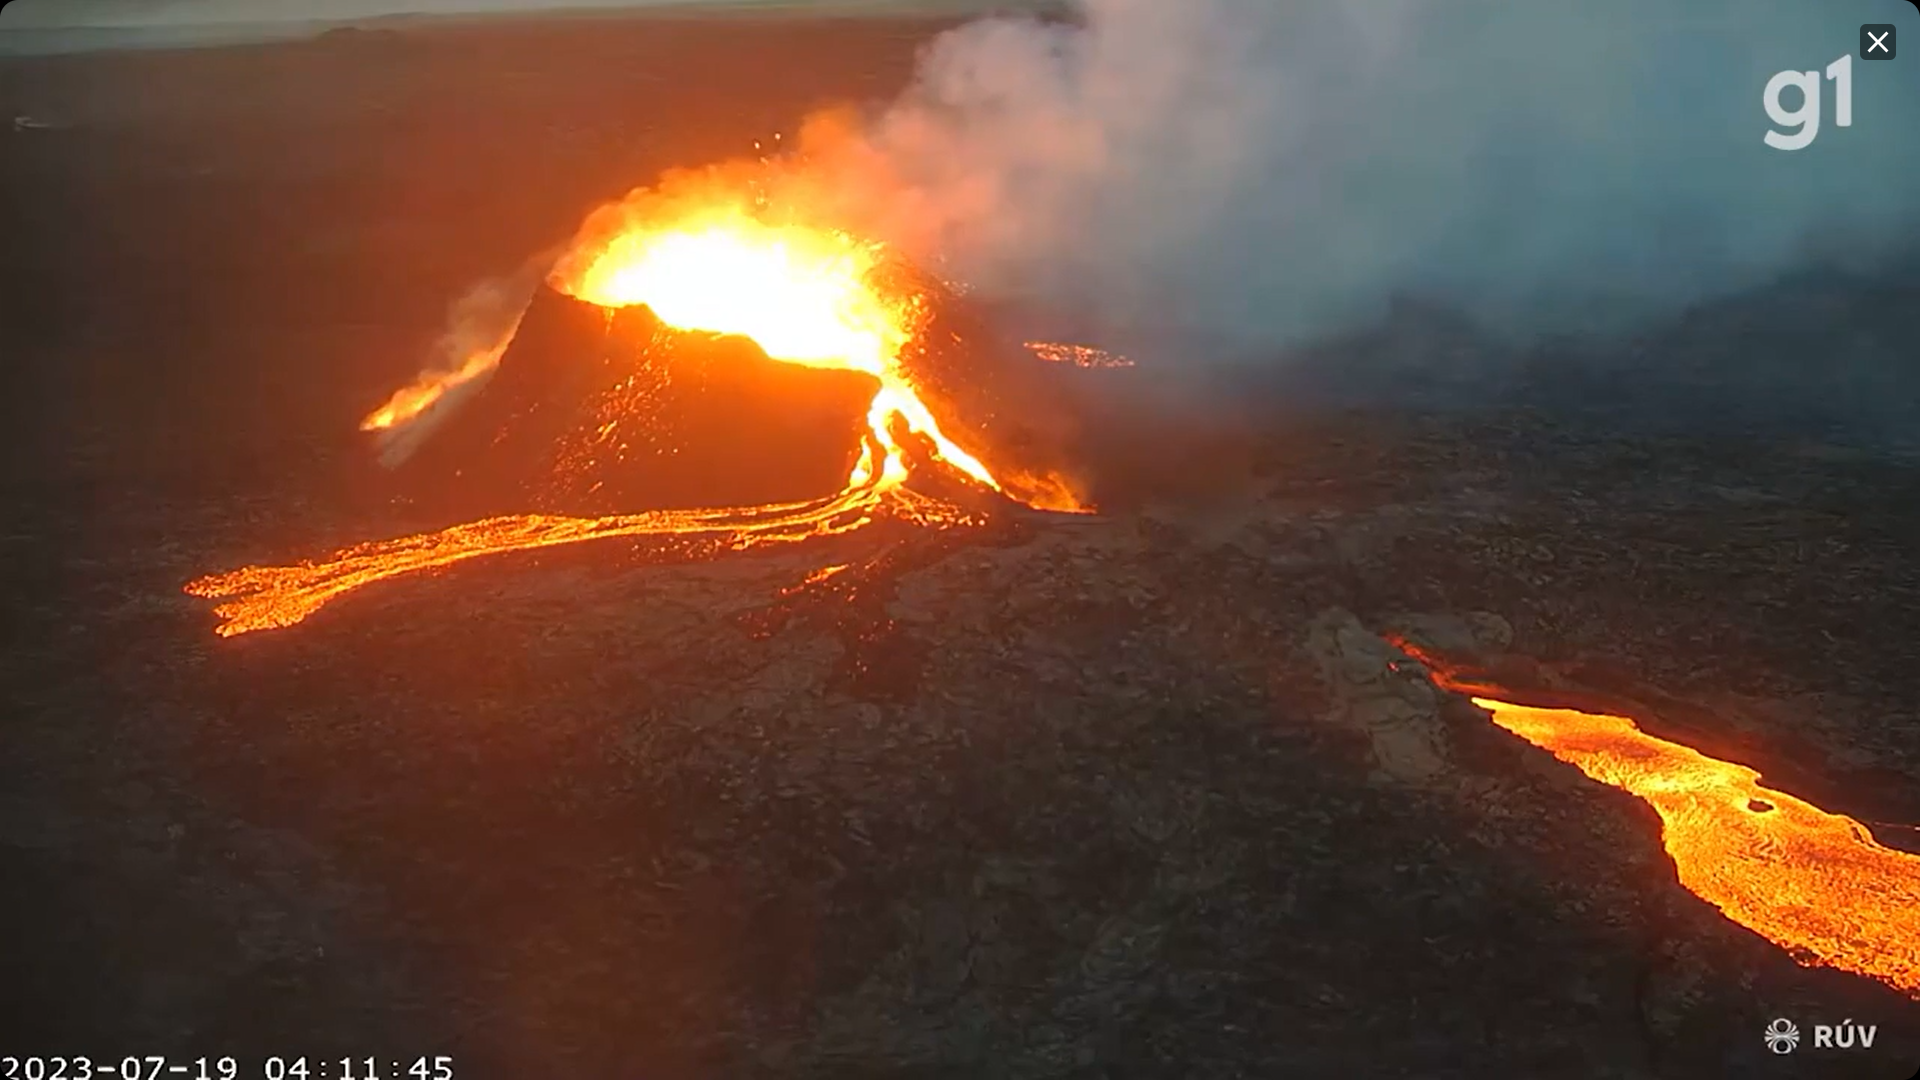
(1402, 648, 1920, 999)
(359, 330, 512, 435)
(187, 179, 1087, 636)
(1024, 341, 1134, 369)
(186, 484, 974, 638)
(551, 196, 1012, 498)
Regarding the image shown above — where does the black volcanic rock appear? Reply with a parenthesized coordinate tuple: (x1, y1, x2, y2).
(388, 285, 879, 520)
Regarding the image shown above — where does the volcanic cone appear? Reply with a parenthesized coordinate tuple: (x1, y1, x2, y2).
(388, 284, 879, 521)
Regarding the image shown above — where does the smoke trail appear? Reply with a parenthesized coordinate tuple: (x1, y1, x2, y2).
(362, 253, 551, 466)
(794, 0, 1920, 353)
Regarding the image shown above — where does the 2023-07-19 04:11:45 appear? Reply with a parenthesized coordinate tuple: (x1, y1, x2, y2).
(0, 1058, 455, 1080)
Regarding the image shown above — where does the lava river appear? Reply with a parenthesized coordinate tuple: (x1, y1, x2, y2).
(1401, 645, 1920, 1001)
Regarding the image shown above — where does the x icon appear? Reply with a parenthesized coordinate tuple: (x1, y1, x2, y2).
(1860, 23, 1896, 59)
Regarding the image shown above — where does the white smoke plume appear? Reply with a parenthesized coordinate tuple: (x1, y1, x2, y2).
(792, 0, 1920, 354)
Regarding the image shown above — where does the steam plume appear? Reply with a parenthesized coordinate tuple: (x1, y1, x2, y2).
(794, 0, 1920, 352)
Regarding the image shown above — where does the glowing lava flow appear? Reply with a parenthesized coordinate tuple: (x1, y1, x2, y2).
(184, 484, 970, 637)
(1405, 651, 1920, 999)
(186, 193, 1081, 637)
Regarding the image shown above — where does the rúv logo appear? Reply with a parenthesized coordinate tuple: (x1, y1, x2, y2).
(1764, 1018, 1801, 1054)
(1762, 1016, 1883, 1054)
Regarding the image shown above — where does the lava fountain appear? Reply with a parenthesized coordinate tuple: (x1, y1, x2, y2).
(1397, 642, 1920, 1001)
(186, 184, 1085, 638)
(550, 198, 1000, 494)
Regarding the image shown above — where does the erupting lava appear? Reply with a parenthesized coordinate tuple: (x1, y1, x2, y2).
(551, 200, 1008, 496)
(187, 186, 1083, 637)
(1402, 646, 1920, 1000)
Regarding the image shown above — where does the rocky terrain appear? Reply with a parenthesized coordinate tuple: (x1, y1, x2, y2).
(3, 10, 1918, 1079)
(6, 402, 1917, 1077)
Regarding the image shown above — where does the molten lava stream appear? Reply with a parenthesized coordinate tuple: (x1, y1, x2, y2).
(1411, 653, 1920, 998)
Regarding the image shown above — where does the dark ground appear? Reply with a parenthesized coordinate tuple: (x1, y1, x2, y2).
(3, 12, 1918, 1079)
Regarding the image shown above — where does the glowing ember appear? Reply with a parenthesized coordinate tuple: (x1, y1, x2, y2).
(1402, 648, 1920, 999)
(801, 563, 851, 586)
(187, 180, 1091, 636)
(1025, 341, 1134, 368)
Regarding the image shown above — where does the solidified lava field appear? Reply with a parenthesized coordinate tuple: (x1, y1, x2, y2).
(3, 11, 1919, 1079)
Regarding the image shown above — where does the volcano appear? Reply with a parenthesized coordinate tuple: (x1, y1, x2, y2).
(186, 190, 1113, 637)
(375, 251, 1096, 526)
(387, 284, 882, 521)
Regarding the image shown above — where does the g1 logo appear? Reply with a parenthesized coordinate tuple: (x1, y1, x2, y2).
(1763, 54, 1853, 150)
